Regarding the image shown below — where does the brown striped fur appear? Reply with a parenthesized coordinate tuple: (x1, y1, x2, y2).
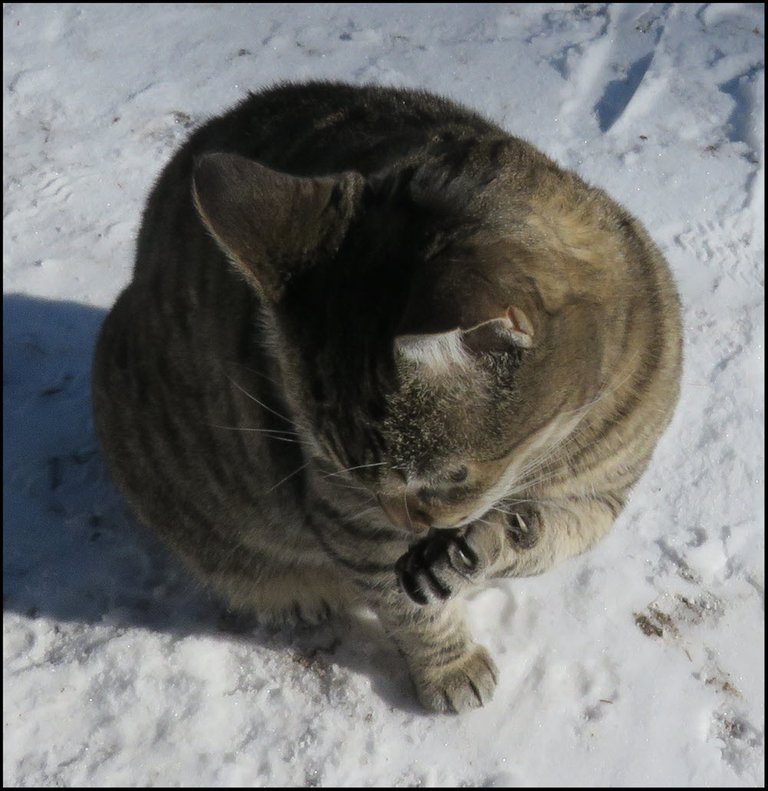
(92, 81, 682, 713)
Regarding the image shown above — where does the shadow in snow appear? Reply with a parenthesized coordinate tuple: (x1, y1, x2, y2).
(719, 66, 762, 150)
(594, 51, 654, 133)
(2, 293, 422, 714)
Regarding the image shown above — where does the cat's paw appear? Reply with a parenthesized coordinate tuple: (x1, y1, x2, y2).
(412, 644, 498, 714)
(395, 528, 486, 606)
(253, 598, 335, 630)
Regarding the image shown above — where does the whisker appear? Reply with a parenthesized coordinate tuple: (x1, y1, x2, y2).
(513, 420, 586, 486)
(494, 498, 543, 510)
(226, 360, 281, 388)
(250, 434, 301, 444)
(516, 467, 569, 491)
(511, 351, 644, 487)
(266, 461, 310, 494)
(207, 423, 300, 438)
(558, 351, 642, 423)
(402, 488, 413, 531)
(228, 376, 296, 426)
(491, 496, 558, 514)
(343, 504, 380, 522)
(321, 461, 388, 480)
(323, 479, 372, 494)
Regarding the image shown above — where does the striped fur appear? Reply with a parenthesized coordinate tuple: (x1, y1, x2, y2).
(92, 81, 682, 714)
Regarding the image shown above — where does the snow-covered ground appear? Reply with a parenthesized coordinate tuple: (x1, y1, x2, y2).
(3, 3, 764, 786)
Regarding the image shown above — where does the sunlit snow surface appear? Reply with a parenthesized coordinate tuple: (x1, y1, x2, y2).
(3, 3, 764, 786)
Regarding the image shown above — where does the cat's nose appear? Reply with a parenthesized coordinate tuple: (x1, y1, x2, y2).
(377, 494, 431, 534)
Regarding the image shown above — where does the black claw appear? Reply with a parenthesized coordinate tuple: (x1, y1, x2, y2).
(398, 569, 429, 605)
(418, 530, 452, 563)
(423, 567, 452, 600)
(394, 552, 410, 578)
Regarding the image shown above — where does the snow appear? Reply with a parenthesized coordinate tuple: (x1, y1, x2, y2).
(3, 2, 764, 786)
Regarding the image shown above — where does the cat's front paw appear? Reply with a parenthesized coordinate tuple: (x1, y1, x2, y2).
(395, 527, 486, 606)
(412, 643, 498, 714)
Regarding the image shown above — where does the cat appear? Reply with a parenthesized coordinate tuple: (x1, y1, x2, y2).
(92, 80, 682, 713)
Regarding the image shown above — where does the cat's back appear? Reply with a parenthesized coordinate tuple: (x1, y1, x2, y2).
(92, 80, 682, 565)
(96, 80, 516, 428)
(94, 81, 494, 556)
(188, 80, 505, 175)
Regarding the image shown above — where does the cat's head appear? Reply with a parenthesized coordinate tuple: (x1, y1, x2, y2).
(193, 152, 596, 534)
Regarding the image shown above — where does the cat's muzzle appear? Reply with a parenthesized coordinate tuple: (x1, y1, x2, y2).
(377, 493, 432, 534)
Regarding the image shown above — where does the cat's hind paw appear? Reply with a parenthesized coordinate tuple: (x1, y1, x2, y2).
(412, 643, 498, 714)
(249, 598, 335, 630)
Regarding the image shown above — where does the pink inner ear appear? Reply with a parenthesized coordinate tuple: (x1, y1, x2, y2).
(507, 306, 524, 334)
(506, 305, 534, 340)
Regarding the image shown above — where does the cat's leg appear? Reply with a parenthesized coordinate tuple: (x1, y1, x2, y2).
(304, 494, 498, 712)
(358, 496, 620, 711)
(395, 494, 621, 601)
(493, 495, 621, 578)
(370, 590, 498, 713)
(203, 562, 351, 628)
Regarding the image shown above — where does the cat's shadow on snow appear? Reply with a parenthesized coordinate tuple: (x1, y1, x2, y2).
(3, 293, 423, 714)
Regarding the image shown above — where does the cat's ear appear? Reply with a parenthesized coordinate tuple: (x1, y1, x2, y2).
(462, 306, 535, 352)
(193, 153, 364, 301)
(395, 306, 534, 373)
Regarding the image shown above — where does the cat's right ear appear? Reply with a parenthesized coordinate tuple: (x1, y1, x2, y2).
(192, 153, 365, 302)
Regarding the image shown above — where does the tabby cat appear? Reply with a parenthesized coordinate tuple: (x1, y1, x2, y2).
(92, 81, 682, 713)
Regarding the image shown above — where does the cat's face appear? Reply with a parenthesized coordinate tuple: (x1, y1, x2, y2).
(294, 334, 580, 534)
(344, 363, 533, 533)
(272, 229, 572, 536)
(193, 153, 587, 534)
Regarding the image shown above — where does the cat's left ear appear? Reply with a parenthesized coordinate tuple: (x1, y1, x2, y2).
(396, 306, 534, 372)
(193, 153, 364, 302)
(462, 306, 535, 352)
